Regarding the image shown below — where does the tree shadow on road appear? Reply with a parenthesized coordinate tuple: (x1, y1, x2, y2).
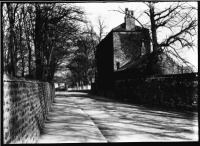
(38, 94, 108, 143)
(39, 92, 198, 142)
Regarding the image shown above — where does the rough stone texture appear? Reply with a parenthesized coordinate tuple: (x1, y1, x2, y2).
(156, 52, 193, 75)
(3, 74, 55, 144)
(115, 73, 198, 111)
(113, 31, 150, 70)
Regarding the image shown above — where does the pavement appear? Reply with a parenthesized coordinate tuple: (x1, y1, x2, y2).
(36, 92, 198, 143)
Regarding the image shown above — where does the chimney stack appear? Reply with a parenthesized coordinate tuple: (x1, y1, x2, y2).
(124, 8, 135, 30)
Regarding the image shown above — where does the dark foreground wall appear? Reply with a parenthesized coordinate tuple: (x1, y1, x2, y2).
(115, 73, 198, 111)
(3, 74, 55, 144)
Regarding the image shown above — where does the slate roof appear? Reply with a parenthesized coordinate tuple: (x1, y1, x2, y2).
(116, 51, 185, 73)
(116, 54, 150, 71)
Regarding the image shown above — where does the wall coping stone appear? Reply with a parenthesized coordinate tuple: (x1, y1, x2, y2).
(3, 74, 46, 83)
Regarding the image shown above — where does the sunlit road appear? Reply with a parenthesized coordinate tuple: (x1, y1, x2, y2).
(37, 92, 198, 143)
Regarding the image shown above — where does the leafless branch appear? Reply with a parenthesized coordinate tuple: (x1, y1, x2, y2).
(168, 45, 194, 68)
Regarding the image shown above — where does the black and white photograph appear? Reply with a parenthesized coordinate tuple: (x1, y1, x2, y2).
(2, 1, 198, 143)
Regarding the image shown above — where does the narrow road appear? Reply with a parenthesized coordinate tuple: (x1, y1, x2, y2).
(37, 92, 198, 143)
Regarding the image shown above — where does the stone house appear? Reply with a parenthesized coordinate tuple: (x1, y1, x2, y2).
(95, 8, 192, 96)
(95, 8, 150, 96)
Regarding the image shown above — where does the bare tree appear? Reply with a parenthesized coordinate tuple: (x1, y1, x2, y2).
(97, 16, 107, 43)
(3, 3, 86, 82)
(84, 17, 107, 82)
(115, 2, 197, 70)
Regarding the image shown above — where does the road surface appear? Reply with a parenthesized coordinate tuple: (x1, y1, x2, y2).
(37, 92, 198, 143)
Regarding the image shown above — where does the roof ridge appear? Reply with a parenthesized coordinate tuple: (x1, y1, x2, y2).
(112, 23, 125, 31)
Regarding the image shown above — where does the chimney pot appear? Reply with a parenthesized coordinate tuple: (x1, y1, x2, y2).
(131, 10, 134, 16)
(125, 8, 128, 15)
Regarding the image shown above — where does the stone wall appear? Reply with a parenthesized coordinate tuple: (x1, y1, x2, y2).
(3, 74, 55, 144)
(156, 52, 183, 74)
(115, 73, 198, 111)
(113, 31, 151, 70)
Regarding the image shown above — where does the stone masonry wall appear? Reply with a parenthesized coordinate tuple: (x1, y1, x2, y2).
(115, 73, 198, 111)
(113, 31, 150, 70)
(3, 74, 55, 144)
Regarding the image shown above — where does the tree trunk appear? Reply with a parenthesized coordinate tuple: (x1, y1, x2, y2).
(7, 3, 17, 76)
(19, 13, 24, 77)
(23, 5, 32, 77)
(28, 41, 32, 76)
(21, 57, 25, 77)
(45, 46, 54, 81)
(149, 2, 159, 52)
(35, 5, 43, 80)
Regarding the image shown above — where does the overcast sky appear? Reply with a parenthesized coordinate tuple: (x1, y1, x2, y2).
(75, 2, 198, 71)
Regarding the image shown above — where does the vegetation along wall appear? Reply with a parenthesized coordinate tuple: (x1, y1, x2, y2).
(115, 73, 198, 111)
(3, 74, 55, 144)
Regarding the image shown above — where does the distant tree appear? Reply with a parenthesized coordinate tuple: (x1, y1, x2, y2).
(83, 17, 107, 82)
(65, 17, 106, 88)
(67, 35, 95, 88)
(96, 16, 107, 43)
